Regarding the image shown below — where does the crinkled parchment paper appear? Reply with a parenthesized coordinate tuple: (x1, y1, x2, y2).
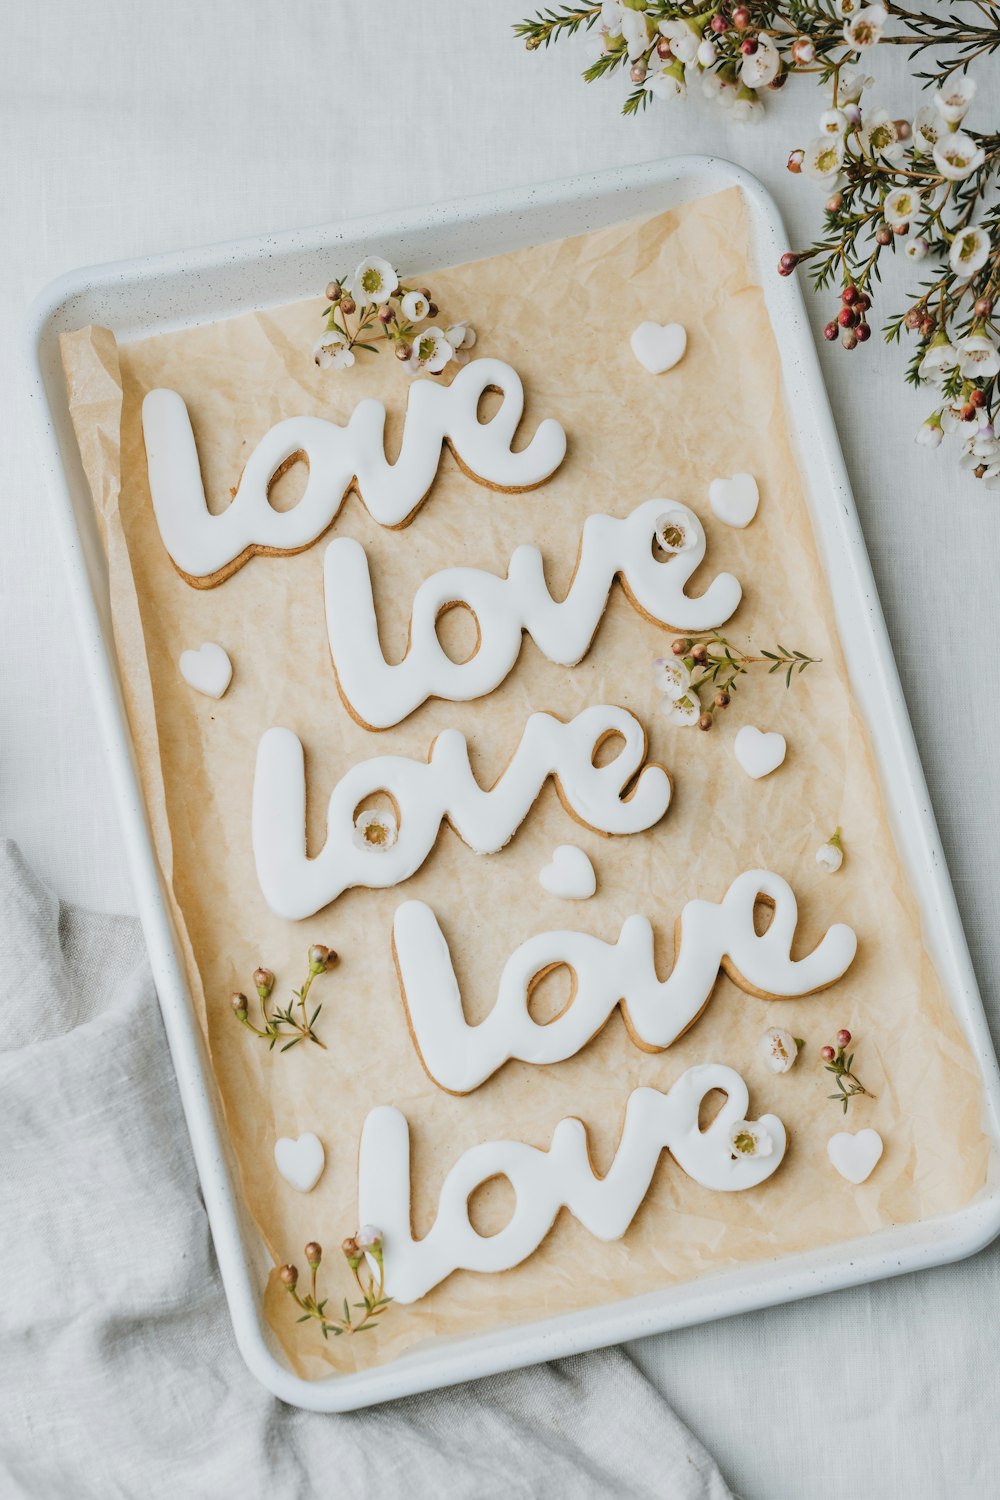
(61, 187, 990, 1381)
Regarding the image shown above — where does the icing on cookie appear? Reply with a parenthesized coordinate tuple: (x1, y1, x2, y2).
(393, 869, 858, 1093)
(358, 1064, 785, 1303)
(324, 499, 742, 728)
(141, 358, 567, 583)
(253, 706, 671, 920)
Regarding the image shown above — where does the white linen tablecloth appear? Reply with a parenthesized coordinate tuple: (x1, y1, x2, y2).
(2, 4, 1000, 1495)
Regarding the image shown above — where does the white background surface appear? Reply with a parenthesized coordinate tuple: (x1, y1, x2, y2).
(3, 4, 1000, 1495)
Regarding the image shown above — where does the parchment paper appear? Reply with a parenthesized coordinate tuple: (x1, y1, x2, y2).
(61, 187, 990, 1381)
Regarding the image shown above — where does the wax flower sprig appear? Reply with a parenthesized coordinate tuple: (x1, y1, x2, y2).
(654, 633, 820, 729)
(230, 945, 337, 1052)
(514, 5, 1000, 482)
(822, 1027, 876, 1113)
(313, 255, 476, 377)
(279, 1230, 392, 1340)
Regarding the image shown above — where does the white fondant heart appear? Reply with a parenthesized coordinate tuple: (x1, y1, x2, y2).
(179, 642, 232, 699)
(709, 472, 759, 529)
(274, 1132, 326, 1193)
(734, 724, 786, 780)
(630, 321, 687, 375)
(827, 1128, 883, 1185)
(539, 844, 597, 900)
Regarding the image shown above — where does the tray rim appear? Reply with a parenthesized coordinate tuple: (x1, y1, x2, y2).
(25, 154, 1000, 1413)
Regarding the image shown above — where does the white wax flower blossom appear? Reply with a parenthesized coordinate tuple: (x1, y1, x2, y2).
(620, 5, 650, 59)
(653, 655, 692, 701)
(312, 329, 355, 371)
(696, 37, 717, 67)
(702, 68, 736, 106)
(729, 1119, 774, 1159)
(740, 35, 779, 88)
(760, 1028, 800, 1074)
(816, 829, 844, 872)
(918, 338, 958, 383)
(646, 59, 687, 100)
(791, 37, 815, 64)
(843, 5, 887, 48)
(838, 69, 873, 103)
(346, 256, 398, 308)
(934, 76, 976, 124)
(836, 0, 860, 14)
(664, 692, 701, 727)
(654, 509, 695, 553)
(949, 226, 991, 276)
(912, 105, 942, 154)
(445, 321, 476, 350)
(599, 0, 624, 36)
(803, 135, 844, 182)
(659, 18, 700, 65)
(858, 109, 904, 162)
(353, 808, 399, 851)
(882, 187, 919, 229)
(401, 290, 430, 322)
(905, 237, 929, 262)
(819, 109, 847, 135)
(842, 102, 862, 128)
(406, 326, 453, 375)
(933, 132, 986, 181)
(957, 334, 1000, 380)
(915, 412, 944, 449)
(731, 85, 764, 124)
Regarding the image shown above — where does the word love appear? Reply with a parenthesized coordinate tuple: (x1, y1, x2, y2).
(253, 705, 671, 920)
(394, 869, 858, 1093)
(358, 1063, 786, 1303)
(141, 358, 567, 585)
(325, 500, 742, 729)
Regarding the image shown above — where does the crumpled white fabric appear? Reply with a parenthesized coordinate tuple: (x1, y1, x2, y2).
(0, 839, 731, 1500)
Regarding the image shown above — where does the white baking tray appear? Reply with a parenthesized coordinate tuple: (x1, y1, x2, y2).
(27, 156, 1000, 1412)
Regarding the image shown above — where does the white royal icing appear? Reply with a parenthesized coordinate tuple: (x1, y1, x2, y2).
(709, 473, 759, 529)
(538, 844, 597, 901)
(357, 1063, 786, 1302)
(393, 869, 857, 1093)
(178, 641, 233, 699)
(734, 725, 786, 780)
(253, 706, 671, 920)
(828, 1128, 883, 1185)
(273, 1132, 326, 1193)
(141, 358, 567, 581)
(630, 321, 687, 375)
(324, 499, 742, 728)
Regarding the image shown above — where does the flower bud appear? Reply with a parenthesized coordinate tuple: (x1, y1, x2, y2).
(715, 690, 730, 708)
(821, 1045, 835, 1061)
(836, 1029, 852, 1048)
(825, 193, 843, 214)
(710, 12, 727, 32)
(396, 342, 413, 362)
(778, 251, 799, 274)
(698, 712, 713, 732)
(308, 944, 337, 974)
(975, 298, 993, 319)
(304, 1241, 323, 1268)
(630, 60, 647, 83)
(690, 643, 708, 663)
(325, 281, 342, 303)
(253, 968, 274, 1000)
(356, 1224, 383, 1250)
(279, 1263, 298, 1288)
(732, 5, 751, 28)
(231, 991, 249, 1017)
(340, 296, 356, 316)
(671, 637, 692, 656)
(378, 305, 396, 325)
(426, 302, 439, 319)
(875, 226, 892, 246)
(823, 321, 838, 342)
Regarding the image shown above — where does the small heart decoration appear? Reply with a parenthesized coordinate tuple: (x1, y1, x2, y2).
(274, 1132, 326, 1193)
(630, 321, 687, 375)
(539, 844, 597, 900)
(828, 1128, 883, 1185)
(734, 724, 786, 780)
(179, 642, 233, 700)
(709, 472, 760, 529)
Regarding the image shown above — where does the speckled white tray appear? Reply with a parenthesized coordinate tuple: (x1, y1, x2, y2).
(26, 157, 1000, 1412)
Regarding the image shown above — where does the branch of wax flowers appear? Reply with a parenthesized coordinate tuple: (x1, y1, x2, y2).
(514, 3, 1000, 481)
